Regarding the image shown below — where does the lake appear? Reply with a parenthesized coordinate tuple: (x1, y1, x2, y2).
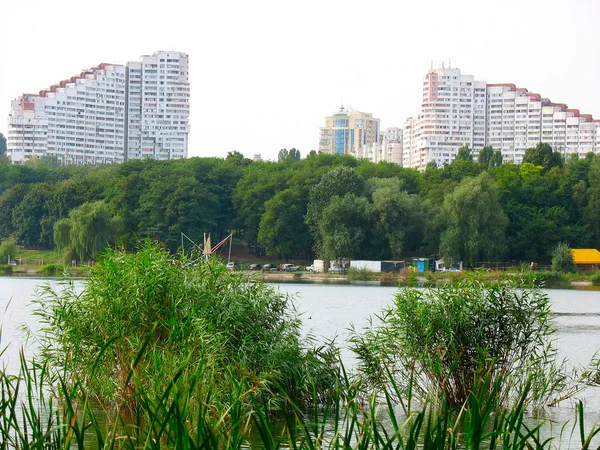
(2, 277, 600, 445)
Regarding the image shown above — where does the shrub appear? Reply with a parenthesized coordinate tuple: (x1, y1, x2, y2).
(0, 239, 17, 265)
(401, 269, 419, 286)
(0, 264, 12, 275)
(507, 270, 569, 286)
(380, 271, 399, 283)
(538, 270, 569, 284)
(38, 263, 64, 276)
(591, 272, 600, 286)
(350, 275, 567, 408)
(34, 240, 338, 409)
(347, 267, 374, 281)
(551, 242, 577, 273)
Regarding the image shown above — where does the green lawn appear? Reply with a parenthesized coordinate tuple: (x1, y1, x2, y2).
(15, 248, 63, 267)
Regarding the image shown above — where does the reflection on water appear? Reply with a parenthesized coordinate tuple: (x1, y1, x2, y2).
(3, 279, 600, 447)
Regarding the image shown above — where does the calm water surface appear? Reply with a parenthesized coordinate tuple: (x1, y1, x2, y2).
(3, 278, 600, 446)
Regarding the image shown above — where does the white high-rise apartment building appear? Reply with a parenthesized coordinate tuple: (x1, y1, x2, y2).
(7, 51, 190, 164)
(356, 127, 403, 165)
(486, 84, 598, 161)
(402, 67, 486, 170)
(403, 67, 600, 169)
(319, 106, 380, 155)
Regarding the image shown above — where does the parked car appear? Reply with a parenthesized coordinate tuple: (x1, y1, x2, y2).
(262, 264, 275, 271)
(248, 264, 262, 271)
(226, 261, 238, 270)
(280, 263, 300, 272)
(306, 264, 315, 272)
(329, 266, 346, 274)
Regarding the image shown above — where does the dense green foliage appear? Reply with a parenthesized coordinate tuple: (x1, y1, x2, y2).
(54, 201, 123, 263)
(0, 132, 6, 156)
(551, 242, 577, 273)
(0, 238, 17, 264)
(350, 276, 569, 408)
(439, 173, 508, 266)
(1, 147, 599, 265)
(35, 241, 337, 408)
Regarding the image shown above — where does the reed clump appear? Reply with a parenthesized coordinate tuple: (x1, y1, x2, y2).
(346, 267, 375, 281)
(350, 274, 574, 409)
(33, 240, 338, 412)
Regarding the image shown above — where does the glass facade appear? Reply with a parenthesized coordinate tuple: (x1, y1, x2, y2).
(334, 129, 347, 154)
(319, 109, 380, 156)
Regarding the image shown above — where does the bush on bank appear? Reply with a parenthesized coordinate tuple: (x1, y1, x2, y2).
(34, 240, 338, 409)
(37, 263, 64, 276)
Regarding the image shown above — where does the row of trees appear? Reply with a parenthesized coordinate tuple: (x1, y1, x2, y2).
(0, 143, 598, 265)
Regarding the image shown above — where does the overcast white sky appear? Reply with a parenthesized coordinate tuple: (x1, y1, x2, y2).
(1, 0, 599, 161)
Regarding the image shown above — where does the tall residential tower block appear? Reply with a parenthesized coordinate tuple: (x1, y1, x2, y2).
(7, 51, 190, 165)
(403, 67, 600, 169)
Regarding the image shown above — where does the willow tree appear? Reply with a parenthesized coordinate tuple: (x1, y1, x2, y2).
(54, 201, 123, 263)
(439, 172, 508, 267)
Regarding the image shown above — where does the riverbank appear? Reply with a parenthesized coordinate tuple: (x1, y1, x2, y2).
(256, 270, 598, 288)
(1, 265, 599, 289)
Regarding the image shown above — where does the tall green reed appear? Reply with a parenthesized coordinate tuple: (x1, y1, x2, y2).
(3, 342, 600, 448)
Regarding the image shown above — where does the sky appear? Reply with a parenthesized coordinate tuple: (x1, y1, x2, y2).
(0, 0, 599, 161)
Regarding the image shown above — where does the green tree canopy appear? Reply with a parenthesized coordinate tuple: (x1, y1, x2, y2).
(233, 162, 288, 245)
(455, 145, 472, 162)
(136, 176, 218, 249)
(0, 239, 17, 264)
(258, 187, 312, 260)
(317, 194, 374, 261)
(278, 148, 301, 162)
(585, 156, 600, 248)
(439, 172, 508, 266)
(0, 184, 29, 241)
(306, 166, 367, 257)
(369, 178, 423, 258)
(0, 132, 6, 156)
(54, 201, 123, 262)
(12, 183, 56, 247)
(478, 146, 502, 170)
(522, 143, 564, 172)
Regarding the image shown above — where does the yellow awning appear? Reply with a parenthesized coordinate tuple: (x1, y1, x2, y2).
(572, 249, 600, 265)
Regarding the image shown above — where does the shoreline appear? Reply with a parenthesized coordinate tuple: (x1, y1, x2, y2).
(2, 268, 598, 290)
